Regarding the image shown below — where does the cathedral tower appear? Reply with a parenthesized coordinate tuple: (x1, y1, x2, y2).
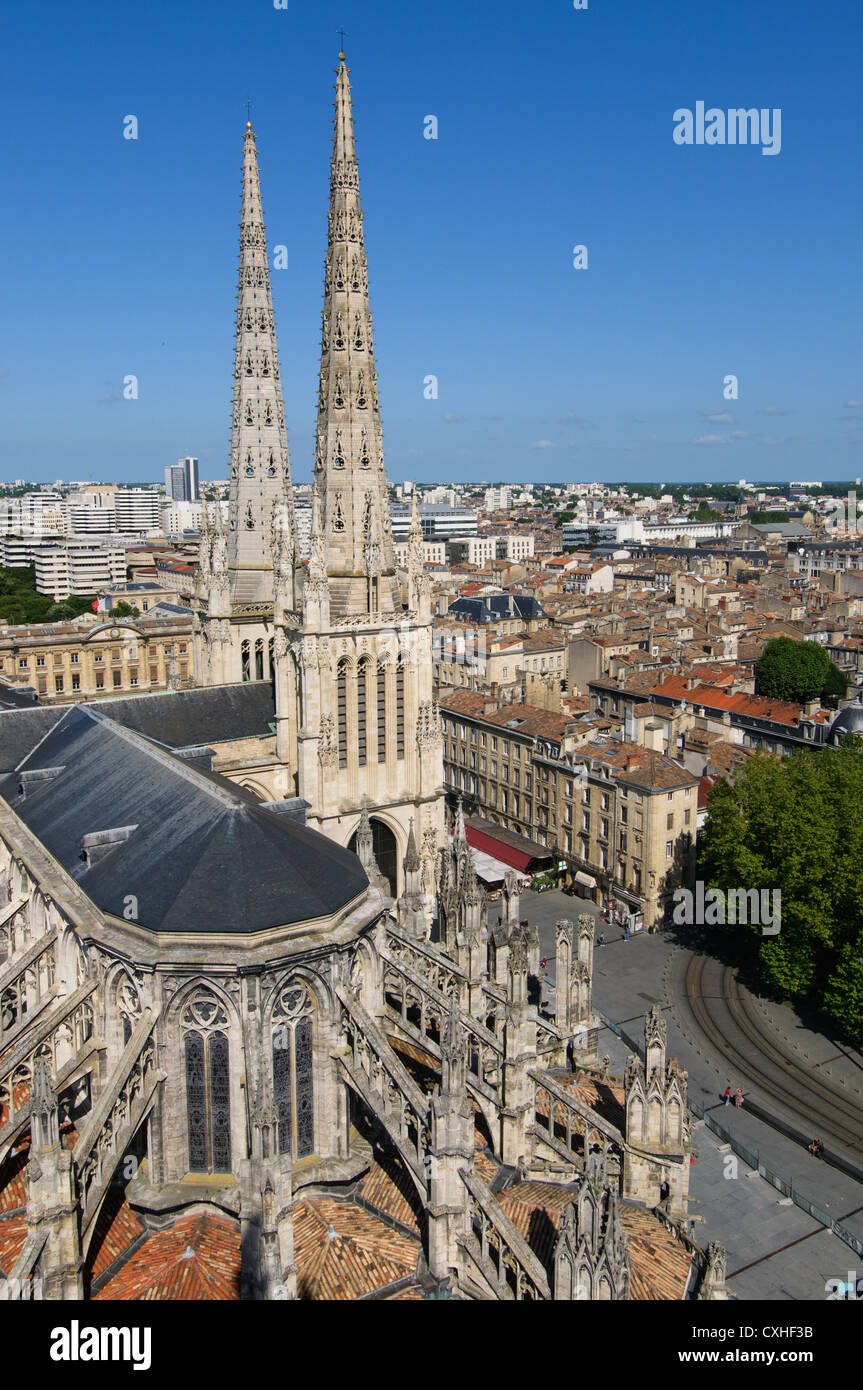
(274, 51, 444, 899)
(193, 122, 297, 689)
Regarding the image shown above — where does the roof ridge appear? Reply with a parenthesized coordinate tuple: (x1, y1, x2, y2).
(59, 705, 245, 810)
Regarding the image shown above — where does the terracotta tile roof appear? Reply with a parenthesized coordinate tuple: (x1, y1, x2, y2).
(0, 1142, 28, 1214)
(496, 1181, 692, 1300)
(441, 693, 569, 741)
(359, 1156, 424, 1237)
(0, 1211, 26, 1274)
(293, 1197, 419, 1300)
(93, 1212, 242, 1301)
(85, 1182, 145, 1285)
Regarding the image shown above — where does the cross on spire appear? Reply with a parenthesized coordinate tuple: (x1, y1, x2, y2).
(338, 28, 347, 56)
(245, 98, 253, 125)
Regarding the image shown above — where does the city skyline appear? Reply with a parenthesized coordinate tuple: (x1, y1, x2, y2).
(2, 2, 862, 485)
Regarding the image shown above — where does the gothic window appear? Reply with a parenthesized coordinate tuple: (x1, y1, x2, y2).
(350, 257, 362, 291)
(266, 453, 276, 477)
(245, 351, 254, 376)
(332, 495, 345, 533)
(245, 402, 254, 425)
(271, 982, 315, 1161)
(261, 353, 270, 377)
(334, 258, 346, 291)
(185, 1032, 207, 1171)
(258, 309, 268, 331)
(334, 429, 345, 467)
(359, 429, 370, 467)
(362, 493, 372, 535)
(396, 665, 405, 759)
(244, 309, 254, 330)
(357, 657, 371, 767)
(264, 403, 273, 426)
(245, 454, 255, 477)
(337, 660, 348, 768)
(245, 502, 255, 529)
(377, 663, 387, 762)
(255, 638, 264, 681)
(241, 641, 251, 682)
(268, 637, 274, 681)
(182, 989, 232, 1174)
(356, 373, 368, 409)
(354, 315, 365, 350)
(334, 313, 345, 350)
(334, 373, 345, 409)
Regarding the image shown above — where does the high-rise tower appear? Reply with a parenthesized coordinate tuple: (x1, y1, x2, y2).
(274, 52, 444, 900)
(193, 122, 297, 688)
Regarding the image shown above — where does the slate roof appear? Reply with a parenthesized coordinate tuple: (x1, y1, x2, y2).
(0, 705, 368, 933)
(0, 682, 276, 773)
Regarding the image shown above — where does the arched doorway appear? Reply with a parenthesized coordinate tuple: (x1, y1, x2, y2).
(349, 817, 398, 897)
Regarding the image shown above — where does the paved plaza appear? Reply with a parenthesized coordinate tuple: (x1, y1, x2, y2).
(523, 886, 863, 1301)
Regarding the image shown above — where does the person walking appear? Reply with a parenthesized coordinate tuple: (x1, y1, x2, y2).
(734, 1088, 743, 1109)
(624, 924, 630, 942)
(598, 931, 606, 947)
(723, 1086, 732, 1105)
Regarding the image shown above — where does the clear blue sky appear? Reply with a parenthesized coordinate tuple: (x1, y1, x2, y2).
(1, 0, 861, 486)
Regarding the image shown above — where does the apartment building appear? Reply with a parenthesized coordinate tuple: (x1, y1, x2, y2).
(441, 690, 699, 929)
(33, 541, 126, 600)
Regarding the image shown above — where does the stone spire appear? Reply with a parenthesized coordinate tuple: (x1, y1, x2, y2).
(313, 52, 398, 617)
(227, 121, 296, 603)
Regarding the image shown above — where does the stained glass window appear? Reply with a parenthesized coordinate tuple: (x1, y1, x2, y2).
(185, 1031, 207, 1172)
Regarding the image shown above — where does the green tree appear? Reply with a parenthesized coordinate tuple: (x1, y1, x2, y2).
(111, 602, 140, 618)
(697, 739, 863, 1039)
(756, 637, 832, 703)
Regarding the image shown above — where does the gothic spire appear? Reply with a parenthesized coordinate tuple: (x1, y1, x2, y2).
(227, 121, 297, 603)
(313, 53, 398, 618)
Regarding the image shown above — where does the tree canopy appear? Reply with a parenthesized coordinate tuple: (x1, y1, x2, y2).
(697, 740, 863, 1040)
(755, 636, 847, 707)
(0, 566, 95, 625)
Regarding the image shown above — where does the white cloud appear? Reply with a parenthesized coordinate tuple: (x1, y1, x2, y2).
(845, 400, 863, 409)
(442, 413, 465, 423)
(758, 406, 796, 417)
(532, 439, 557, 449)
(698, 407, 734, 423)
(691, 434, 732, 446)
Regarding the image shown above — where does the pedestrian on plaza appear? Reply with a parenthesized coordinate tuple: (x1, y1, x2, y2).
(624, 925, 630, 942)
(723, 1086, 732, 1105)
(598, 931, 606, 947)
(540, 957, 548, 971)
(734, 1088, 743, 1108)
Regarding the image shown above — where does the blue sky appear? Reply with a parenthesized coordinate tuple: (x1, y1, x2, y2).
(1, 0, 861, 486)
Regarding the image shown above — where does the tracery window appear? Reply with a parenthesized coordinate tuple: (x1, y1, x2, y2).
(357, 657, 371, 767)
(377, 662, 387, 762)
(241, 641, 251, 682)
(255, 638, 264, 681)
(337, 660, 348, 768)
(182, 989, 232, 1174)
(271, 982, 315, 1160)
(396, 665, 405, 759)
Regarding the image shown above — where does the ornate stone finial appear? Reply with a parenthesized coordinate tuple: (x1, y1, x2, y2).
(404, 817, 421, 874)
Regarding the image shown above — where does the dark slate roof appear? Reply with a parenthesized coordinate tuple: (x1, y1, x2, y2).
(0, 705, 368, 933)
(831, 702, 863, 737)
(0, 683, 276, 772)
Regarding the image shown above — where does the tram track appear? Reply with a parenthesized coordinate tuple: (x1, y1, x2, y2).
(679, 952, 863, 1156)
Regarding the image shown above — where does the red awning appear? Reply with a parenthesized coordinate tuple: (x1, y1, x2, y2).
(464, 825, 534, 873)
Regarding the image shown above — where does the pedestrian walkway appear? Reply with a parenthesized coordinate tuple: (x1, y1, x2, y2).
(525, 887, 863, 1267)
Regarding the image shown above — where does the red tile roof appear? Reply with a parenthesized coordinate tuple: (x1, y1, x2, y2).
(293, 1197, 419, 1300)
(93, 1212, 242, 1301)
